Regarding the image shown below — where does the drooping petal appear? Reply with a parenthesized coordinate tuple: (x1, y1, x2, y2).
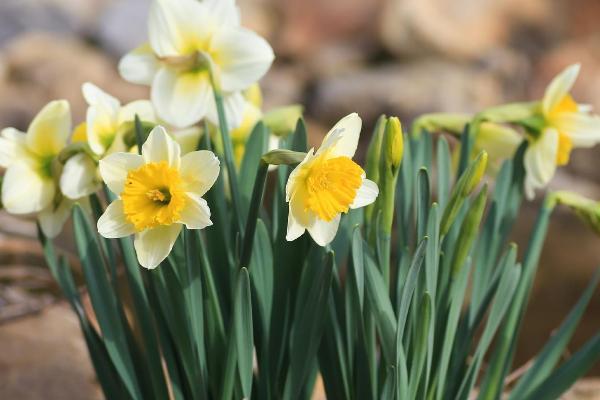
(205, 91, 246, 129)
(99, 152, 144, 196)
(350, 178, 379, 209)
(142, 126, 181, 168)
(543, 64, 580, 116)
(210, 27, 275, 93)
(307, 214, 341, 247)
(118, 43, 160, 85)
(553, 113, 600, 148)
(148, 0, 209, 57)
(523, 128, 559, 199)
(151, 66, 212, 128)
(0, 128, 27, 168)
(285, 149, 315, 202)
(318, 113, 362, 158)
(179, 193, 212, 229)
(1, 162, 55, 214)
(60, 153, 101, 199)
(38, 198, 73, 238)
(27, 100, 71, 157)
(118, 100, 157, 126)
(286, 188, 313, 242)
(179, 150, 220, 196)
(97, 199, 136, 238)
(134, 224, 182, 269)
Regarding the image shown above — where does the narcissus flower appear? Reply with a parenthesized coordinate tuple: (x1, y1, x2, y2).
(97, 126, 219, 268)
(118, 0, 274, 129)
(0, 100, 80, 237)
(285, 113, 379, 246)
(524, 64, 600, 198)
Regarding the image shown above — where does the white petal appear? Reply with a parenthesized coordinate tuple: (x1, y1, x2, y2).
(179, 193, 212, 229)
(118, 43, 160, 85)
(318, 113, 362, 158)
(148, 0, 209, 57)
(142, 126, 181, 168)
(205, 0, 240, 28)
(84, 84, 121, 155)
(97, 199, 136, 238)
(99, 152, 144, 196)
(205, 91, 246, 128)
(0, 128, 27, 167)
(1, 162, 55, 214)
(60, 153, 101, 199)
(117, 100, 157, 126)
(285, 189, 313, 242)
(38, 198, 73, 238)
(285, 149, 315, 202)
(179, 150, 220, 196)
(134, 224, 182, 269)
(82, 82, 121, 110)
(543, 64, 580, 116)
(350, 178, 379, 209)
(27, 100, 71, 157)
(307, 214, 341, 247)
(210, 27, 275, 93)
(151, 66, 212, 128)
(523, 128, 559, 198)
(553, 113, 600, 147)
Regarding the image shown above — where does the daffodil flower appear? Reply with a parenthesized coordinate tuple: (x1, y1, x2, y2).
(118, 0, 274, 129)
(97, 126, 220, 268)
(524, 64, 600, 198)
(285, 113, 379, 246)
(0, 100, 83, 237)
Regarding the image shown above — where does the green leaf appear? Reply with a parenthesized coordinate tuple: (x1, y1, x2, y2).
(72, 206, 142, 400)
(234, 267, 254, 398)
(351, 227, 366, 312)
(409, 292, 432, 399)
(510, 267, 600, 399)
(436, 137, 452, 210)
(522, 331, 600, 400)
(283, 250, 334, 400)
(239, 121, 268, 207)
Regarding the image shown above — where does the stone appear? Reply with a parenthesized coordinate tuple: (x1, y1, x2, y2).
(0, 32, 148, 130)
(0, 303, 102, 400)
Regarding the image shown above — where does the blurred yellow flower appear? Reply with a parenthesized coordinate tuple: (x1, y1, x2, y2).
(285, 113, 378, 246)
(97, 126, 220, 268)
(524, 64, 600, 198)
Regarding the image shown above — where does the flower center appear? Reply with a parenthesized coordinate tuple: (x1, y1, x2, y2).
(304, 156, 363, 221)
(121, 161, 186, 231)
(556, 131, 573, 166)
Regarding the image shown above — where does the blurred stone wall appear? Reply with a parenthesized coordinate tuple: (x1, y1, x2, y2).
(0, 0, 599, 394)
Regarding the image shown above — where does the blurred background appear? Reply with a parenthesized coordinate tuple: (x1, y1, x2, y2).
(0, 0, 599, 398)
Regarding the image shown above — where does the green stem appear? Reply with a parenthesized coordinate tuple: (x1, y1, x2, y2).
(239, 160, 269, 268)
(212, 87, 244, 236)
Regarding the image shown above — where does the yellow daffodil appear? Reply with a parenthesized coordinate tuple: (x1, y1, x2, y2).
(118, 0, 274, 129)
(97, 126, 220, 268)
(524, 64, 600, 198)
(0, 100, 83, 237)
(285, 113, 379, 246)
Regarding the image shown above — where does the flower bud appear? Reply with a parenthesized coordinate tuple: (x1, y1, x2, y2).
(385, 117, 403, 171)
(552, 191, 600, 235)
(261, 149, 307, 165)
(462, 151, 488, 196)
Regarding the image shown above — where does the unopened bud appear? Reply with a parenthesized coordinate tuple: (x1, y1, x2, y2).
(385, 117, 404, 171)
(552, 191, 600, 235)
(261, 149, 307, 165)
(462, 151, 488, 196)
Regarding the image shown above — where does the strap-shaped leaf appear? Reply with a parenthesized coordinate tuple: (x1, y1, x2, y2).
(234, 267, 254, 398)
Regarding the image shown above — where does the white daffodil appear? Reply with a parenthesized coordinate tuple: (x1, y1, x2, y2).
(118, 0, 274, 129)
(97, 126, 220, 269)
(285, 113, 379, 246)
(0, 100, 81, 237)
(524, 63, 600, 198)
